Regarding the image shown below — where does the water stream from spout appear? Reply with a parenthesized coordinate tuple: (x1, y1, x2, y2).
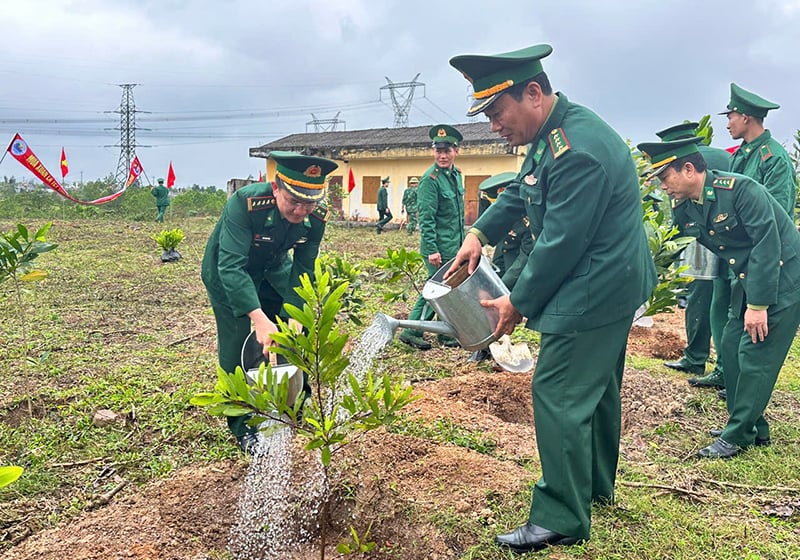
(228, 315, 395, 559)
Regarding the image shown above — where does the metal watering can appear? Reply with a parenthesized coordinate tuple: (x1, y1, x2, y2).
(376, 255, 510, 352)
(240, 331, 305, 404)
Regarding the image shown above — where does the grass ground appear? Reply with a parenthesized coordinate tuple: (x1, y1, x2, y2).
(2, 217, 800, 559)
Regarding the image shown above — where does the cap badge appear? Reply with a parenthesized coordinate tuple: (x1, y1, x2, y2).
(304, 165, 322, 178)
(437, 128, 447, 137)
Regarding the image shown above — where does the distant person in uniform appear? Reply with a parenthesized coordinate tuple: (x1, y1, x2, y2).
(376, 177, 393, 233)
(201, 151, 337, 452)
(398, 124, 465, 350)
(150, 178, 170, 222)
(655, 122, 730, 392)
(638, 137, 800, 459)
(401, 177, 419, 234)
(448, 44, 656, 553)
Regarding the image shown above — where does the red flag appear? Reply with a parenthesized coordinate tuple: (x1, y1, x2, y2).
(60, 147, 69, 178)
(6, 133, 128, 205)
(347, 168, 356, 193)
(258, 170, 263, 182)
(125, 155, 143, 187)
(725, 145, 739, 154)
(166, 161, 176, 188)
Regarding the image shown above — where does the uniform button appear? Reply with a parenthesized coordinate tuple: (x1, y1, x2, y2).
(780, 260, 784, 266)
(719, 246, 725, 250)
(739, 273, 746, 279)
(729, 258, 736, 265)
(709, 230, 715, 236)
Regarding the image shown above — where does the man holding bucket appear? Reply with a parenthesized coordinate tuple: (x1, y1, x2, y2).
(447, 44, 656, 552)
(201, 151, 337, 452)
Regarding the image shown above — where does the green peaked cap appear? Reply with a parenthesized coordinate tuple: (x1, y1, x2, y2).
(656, 122, 700, 142)
(637, 137, 701, 179)
(479, 171, 517, 198)
(449, 44, 553, 117)
(720, 83, 780, 118)
(429, 124, 463, 147)
(270, 150, 338, 201)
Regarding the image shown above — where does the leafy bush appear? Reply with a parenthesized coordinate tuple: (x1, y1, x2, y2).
(151, 228, 185, 251)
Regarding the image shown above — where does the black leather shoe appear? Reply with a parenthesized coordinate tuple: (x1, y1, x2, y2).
(398, 332, 432, 350)
(709, 429, 770, 446)
(664, 359, 704, 375)
(698, 438, 741, 459)
(495, 522, 582, 554)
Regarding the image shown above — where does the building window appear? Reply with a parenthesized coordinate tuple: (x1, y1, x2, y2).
(362, 176, 380, 204)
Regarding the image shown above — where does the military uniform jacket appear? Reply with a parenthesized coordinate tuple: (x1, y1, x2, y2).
(151, 184, 170, 206)
(377, 185, 389, 211)
(474, 93, 656, 333)
(672, 170, 800, 316)
(417, 163, 465, 258)
(201, 182, 327, 318)
(730, 130, 796, 216)
(401, 187, 417, 211)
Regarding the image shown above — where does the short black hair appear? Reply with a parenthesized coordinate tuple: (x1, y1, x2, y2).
(505, 72, 553, 100)
(664, 152, 707, 174)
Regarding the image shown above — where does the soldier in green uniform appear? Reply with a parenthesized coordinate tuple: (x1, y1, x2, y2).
(201, 151, 337, 452)
(448, 44, 657, 553)
(398, 124, 465, 350)
(401, 177, 419, 234)
(656, 123, 731, 390)
(715, 83, 797, 400)
(638, 137, 800, 458)
(150, 178, 170, 222)
(723, 83, 796, 217)
(376, 177, 392, 233)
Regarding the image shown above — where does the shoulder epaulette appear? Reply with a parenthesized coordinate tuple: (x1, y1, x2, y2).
(760, 144, 773, 161)
(548, 128, 571, 159)
(712, 176, 736, 190)
(311, 203, 330, 222)
(247, 194, 275, 211)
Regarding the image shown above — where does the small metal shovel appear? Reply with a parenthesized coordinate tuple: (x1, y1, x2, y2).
(489, 335, 534, 373)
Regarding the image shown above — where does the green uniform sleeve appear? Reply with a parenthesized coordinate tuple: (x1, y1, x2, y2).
(760, 151, 796, 216)
(216, 198, 263, 317)
(734, 184, 782, 307)
(417, 175, 441, 256)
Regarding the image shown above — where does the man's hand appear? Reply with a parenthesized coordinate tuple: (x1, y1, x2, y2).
(428, 252, 442, 268)
(249, 309, 279, 364)
(481, 295, 522, 338)
(744, 307, 768, 343)
(445, 232, 482, 279)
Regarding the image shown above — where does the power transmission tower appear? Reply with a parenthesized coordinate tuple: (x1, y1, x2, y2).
(380, 74, 424, 128)
(306, 111, 345, 132)
(104, 84, 150, 187)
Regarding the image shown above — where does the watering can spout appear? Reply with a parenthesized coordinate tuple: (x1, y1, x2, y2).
(374, 312, 457, 338)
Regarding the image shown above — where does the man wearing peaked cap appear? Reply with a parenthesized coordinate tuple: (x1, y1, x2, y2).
(637, 137, 800, 459)
(722, 83, 796, 217)
(447, 44, 656, 552)
(398, 124, 465, 350)
(201, 151, 337, 453)
(655, 122, 731, 392)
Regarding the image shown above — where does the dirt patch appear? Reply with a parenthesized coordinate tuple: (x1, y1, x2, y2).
(2, 320, 699, 559)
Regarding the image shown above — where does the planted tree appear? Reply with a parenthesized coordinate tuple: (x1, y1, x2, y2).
(151, 228, 185, 262)
(373, 247, 427, 302)
(191, 262, 418, 559)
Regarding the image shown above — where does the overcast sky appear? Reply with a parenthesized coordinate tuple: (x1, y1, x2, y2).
(1, 0, 799, 191)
